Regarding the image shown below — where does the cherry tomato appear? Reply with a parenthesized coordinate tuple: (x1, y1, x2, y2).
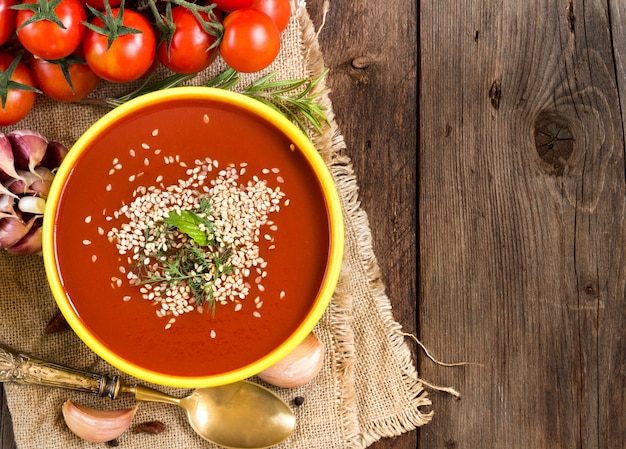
(14, 0, 87, 60)
(251, 0, 290, 33)
(212, 0, 253, 12)
(157, 6, 220, 75)
(82, 7, 156, 83)
(0, 53, 37, 126)
(82, 0, 121, 10)
(30, 54, 100, 102)
(0, 0, 16, 45)
(220, 8, 280, 73)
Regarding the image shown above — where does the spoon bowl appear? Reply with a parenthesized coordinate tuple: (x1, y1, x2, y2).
(128, 382, 296, 449)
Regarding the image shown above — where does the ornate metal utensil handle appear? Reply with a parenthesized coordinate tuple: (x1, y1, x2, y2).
(0, 342, 120, 399)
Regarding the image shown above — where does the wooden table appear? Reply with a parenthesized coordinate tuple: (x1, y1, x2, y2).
(0, 0, 417, 448)
(419, 1, 626, 448)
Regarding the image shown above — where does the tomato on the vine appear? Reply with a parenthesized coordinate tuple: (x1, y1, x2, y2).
(220, 8, 280, 73)
(251, 0, 290, 33)
(156, 6, 221, 75)
(82, 5, 156, 83)
(13, 0, 87, 60)
(212, 0, 253, 12)
(0, 53, 39, 126)
(30, 54, 100, 102)
(0, 0, 16, 46)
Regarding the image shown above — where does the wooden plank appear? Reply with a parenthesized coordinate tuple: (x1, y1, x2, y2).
(0, 388, 15, 449)
(306, 0, 417, 447)
(419, 1, 626, 448)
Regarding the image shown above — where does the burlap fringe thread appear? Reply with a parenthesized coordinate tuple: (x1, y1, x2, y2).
(296, 1, 440, 445)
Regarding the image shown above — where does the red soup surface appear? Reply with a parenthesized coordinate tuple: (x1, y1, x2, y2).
(52, 98, 331, 378)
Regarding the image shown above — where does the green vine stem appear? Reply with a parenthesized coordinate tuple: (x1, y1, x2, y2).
(80, 68, 331, 134)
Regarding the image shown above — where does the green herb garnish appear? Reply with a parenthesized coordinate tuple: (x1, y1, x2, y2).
(131, 198, 233, 314)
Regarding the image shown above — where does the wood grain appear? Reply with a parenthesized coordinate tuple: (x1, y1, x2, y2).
(0, 0, 418, 448)
(420, 1, 625, 448)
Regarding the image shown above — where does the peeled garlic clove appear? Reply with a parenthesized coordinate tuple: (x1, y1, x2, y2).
(17, 196, 46, 215)
(257, 332, 325, 388)
(62, 400, 138, 443)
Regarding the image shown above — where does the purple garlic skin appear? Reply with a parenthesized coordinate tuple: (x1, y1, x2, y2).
(8, 129, 49, 175)
(0, 130, 68, 255)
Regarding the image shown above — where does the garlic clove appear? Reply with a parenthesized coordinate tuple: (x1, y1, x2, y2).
(0, 194, 17, 218)
(8, 129, 48, 175)
(62, 400, 138, 443)
(29, 167, 54, 198)
(7, 223, 42, 255)
(0, 214, 35, 248)
(17, 196, 46, 215)
(257, 332, 325, 388)
(0, 133, 22, 181)
(40, 140, 69, 170)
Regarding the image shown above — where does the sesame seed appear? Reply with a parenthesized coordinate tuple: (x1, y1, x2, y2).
(129, 149, 136, 157)
(82, 239, 91, 245)
(142, 143, 150, 150)
(152, 128, 159, 136)
(85, 216, 92, 223)
(203, 114, 210, 123)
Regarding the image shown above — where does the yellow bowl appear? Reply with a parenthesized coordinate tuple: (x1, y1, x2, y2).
(42, 87, 344, 388)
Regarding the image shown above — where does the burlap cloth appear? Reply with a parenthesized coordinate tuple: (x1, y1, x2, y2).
(0, 1, 430, 447)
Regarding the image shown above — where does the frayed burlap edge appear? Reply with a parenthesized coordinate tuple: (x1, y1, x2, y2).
(295, 1, 433, 446)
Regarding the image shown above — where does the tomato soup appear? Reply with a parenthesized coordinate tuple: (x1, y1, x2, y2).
(50, 96, 332, 380)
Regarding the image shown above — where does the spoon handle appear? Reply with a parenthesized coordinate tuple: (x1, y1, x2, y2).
(0, 342, 120, 399)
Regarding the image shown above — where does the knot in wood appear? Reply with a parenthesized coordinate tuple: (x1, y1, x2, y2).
(533, 112, 574, 176)
(351, 56, 372, 69)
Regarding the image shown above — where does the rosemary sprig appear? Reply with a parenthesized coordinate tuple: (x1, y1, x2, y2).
(81, 68, 330, 134)
(131, 198, 234, 314)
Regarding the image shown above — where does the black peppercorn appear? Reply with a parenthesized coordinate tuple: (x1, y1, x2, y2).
(293, 396, 305, 406)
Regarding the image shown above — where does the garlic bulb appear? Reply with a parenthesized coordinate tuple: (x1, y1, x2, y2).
(257, 332, 325, 388)
(62, 400, 138, 443)
(0, 130, 68, 255)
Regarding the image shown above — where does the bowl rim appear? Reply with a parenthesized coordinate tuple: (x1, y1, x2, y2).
(42, 86, 344, 388)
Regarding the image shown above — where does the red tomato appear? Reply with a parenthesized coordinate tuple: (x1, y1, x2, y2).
(82, 0, 121, 10)
(220, 8, 280, 73)
(0, 0, 16, 45)
(14, 0, 87, 60)
(212, 0, 253, 12)
(0, 53, 37, 126)
(251, 0, 290, 33)
(82, 7, 156, 83)
(157, 6, 220, 75)
(30, 54, 100, 102)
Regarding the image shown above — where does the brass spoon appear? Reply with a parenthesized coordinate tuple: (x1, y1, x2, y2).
(0, 343, 295, 449)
